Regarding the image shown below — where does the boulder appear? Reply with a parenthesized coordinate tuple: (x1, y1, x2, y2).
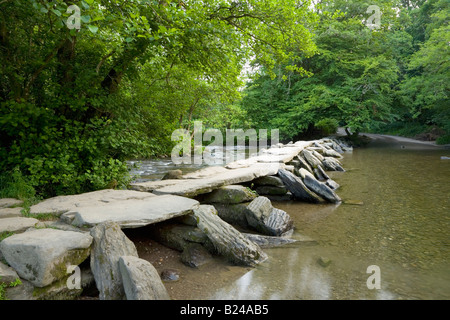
(193, 205, 267, 267)
(213, 203, 250, 228)
(0, 217, 39, 233)
(315, 165, 330, 181)
(303, 175, 341, 203)
(324, 148, 343, 158)
(118, 256, 170, 300)
(180, 243, 213, 268)
(0, 228, 92, 287)
(203, 185, 257, 204)
(90, 222, 138, 300)
(277, 169, 324, 203)
(149, 223, 208, 252)
(322, 157, 345, 172)
(245, 197, 293, 236)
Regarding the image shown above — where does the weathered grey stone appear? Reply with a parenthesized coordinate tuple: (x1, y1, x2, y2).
(65, 195, 199, 228)
(301, 150, 323, 169)
(296, 155, 314, 174)
(0, 198, 23, 208)
(298, 168, 315, 180)
(325, 179, 340, 190)
(303, 175, 341, 203)
(312, 150, 325, 162)
(180, 243, 213, 268)
(160, 269, 180, 282)
(0, 261, 19, 284)
(0, 217, 39, 233)
(0, 207, 23, 218)
(132, 163, 281, 197)
(252, 175, 285, 187)
(245, 197, 293, 236)
(213, 203, 250, 228)
(90, 222, 138, 300)
(322, 157, 345, 171)
(277, 169, 324, 203)
(30, 189, 156, 217)
(255, 185, 288, 196)
(0, 228, 92, 287)
(150, 223, 208, 252)
(203, 185, 257, 204)
(330, 140, 344, 154)
(324, 148, 343, 158)
(193, 205, 267, 267)
(316, 165, 330, 181)
(119, 256, 170, 300)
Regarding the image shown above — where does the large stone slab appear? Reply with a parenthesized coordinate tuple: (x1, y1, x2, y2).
(0, 217, 39, 233)
(0, 228, 93, 287)
(90, 222, 138, 300)
(29, 189, 156, 216)
(119, 256, 170, 300)
(130, 163, 281, 197)
(193, 205, 267, 267)
(303, 175, 341, 203)
(63, 195, 200, 228)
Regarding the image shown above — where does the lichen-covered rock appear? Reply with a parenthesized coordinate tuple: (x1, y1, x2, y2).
(193, 205, 267, 267)
(149, 223, 208, 252)
(90, 222, 138, 300)
(213, 203, 250, 228)
(0, 228, 92, 288)
(119, 256, 170, 300)
(203, 185, 257, 204)
(252, 175, 285, 187)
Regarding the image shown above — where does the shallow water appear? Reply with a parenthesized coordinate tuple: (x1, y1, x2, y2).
(128, 136, 450, 300)
(209, 137, 450, 300)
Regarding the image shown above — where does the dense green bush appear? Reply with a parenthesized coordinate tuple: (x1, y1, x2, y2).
(314, 118, 339, 136)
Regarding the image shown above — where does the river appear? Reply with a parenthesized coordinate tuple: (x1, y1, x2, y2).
(129, 135, 450, 300)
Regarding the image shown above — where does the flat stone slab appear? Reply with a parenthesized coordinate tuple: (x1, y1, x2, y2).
(63, 195, 200, 228)
(0, 217, 39, 233)
(0, 228, 93, 287)
(130, 163, 281, 197)
(0, 198, 23, 208)
(29, 189, 156, 216)
(0, 207, 23, 218)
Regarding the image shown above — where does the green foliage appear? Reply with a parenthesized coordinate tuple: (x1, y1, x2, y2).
(0, 168, 37, 207)
(315, 118, 339, 136)
(0, 0, 316, 198)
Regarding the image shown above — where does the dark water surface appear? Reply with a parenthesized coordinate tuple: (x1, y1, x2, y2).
(129, 136, 450, 300)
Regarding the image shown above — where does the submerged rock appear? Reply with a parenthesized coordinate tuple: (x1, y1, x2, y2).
(160, 268, 180, 282)
(180, 243, 213, 268)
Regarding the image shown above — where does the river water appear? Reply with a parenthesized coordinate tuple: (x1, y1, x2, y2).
(129, 135, 450, 300)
